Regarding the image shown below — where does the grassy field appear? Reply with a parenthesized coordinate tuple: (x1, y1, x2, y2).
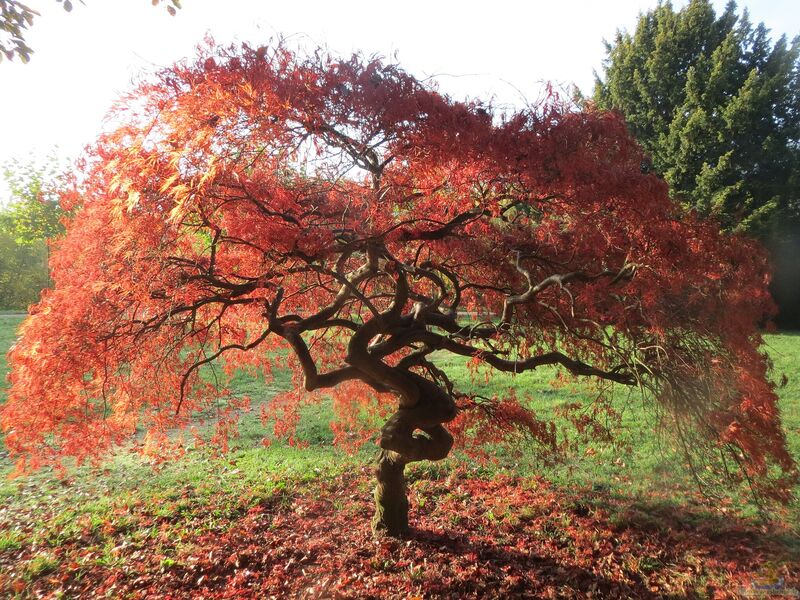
(0, 313, 798, 598)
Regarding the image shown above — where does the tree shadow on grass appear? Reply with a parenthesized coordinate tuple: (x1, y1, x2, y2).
(408, 527, 663, 599)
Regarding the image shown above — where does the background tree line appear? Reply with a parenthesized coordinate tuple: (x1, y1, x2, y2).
(0, 158, 64, 310)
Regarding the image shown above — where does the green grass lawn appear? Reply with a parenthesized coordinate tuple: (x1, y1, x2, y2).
(0, 313, 798, 597)
(0, 313, 798, 521)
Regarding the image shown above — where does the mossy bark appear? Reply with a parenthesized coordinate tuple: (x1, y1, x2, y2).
(372, 450, 409, 537)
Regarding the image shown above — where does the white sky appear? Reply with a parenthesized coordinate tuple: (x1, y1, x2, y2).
(0, 0, 798, 185)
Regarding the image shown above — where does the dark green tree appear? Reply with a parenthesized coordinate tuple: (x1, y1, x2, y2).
(594, 0, 800, 237)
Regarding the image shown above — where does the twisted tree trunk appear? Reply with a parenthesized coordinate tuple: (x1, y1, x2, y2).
(339, 268, 458, 536)
(371, 376, 456, 537)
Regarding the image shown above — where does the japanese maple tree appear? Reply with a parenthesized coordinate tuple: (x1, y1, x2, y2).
(2, 42, 795, 536)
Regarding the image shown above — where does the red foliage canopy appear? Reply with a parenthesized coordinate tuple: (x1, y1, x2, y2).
(2, 42, 795, 501)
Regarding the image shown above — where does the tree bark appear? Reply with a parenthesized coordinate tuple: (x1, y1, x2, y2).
(372, 450, 409, 537)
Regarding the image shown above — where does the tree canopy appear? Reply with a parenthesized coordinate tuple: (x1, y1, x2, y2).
(594, 0, 800, 237)
(2, 42, 795, 535)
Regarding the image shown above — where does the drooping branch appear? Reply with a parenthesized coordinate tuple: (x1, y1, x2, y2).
(395, 207, 488, 242)
(175, 326, 273, 415)
(500, 253, 637, 324)
(370, 326, 636, 386)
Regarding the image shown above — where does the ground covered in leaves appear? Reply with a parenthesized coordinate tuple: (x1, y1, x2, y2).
(2, 470, 797, 599)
